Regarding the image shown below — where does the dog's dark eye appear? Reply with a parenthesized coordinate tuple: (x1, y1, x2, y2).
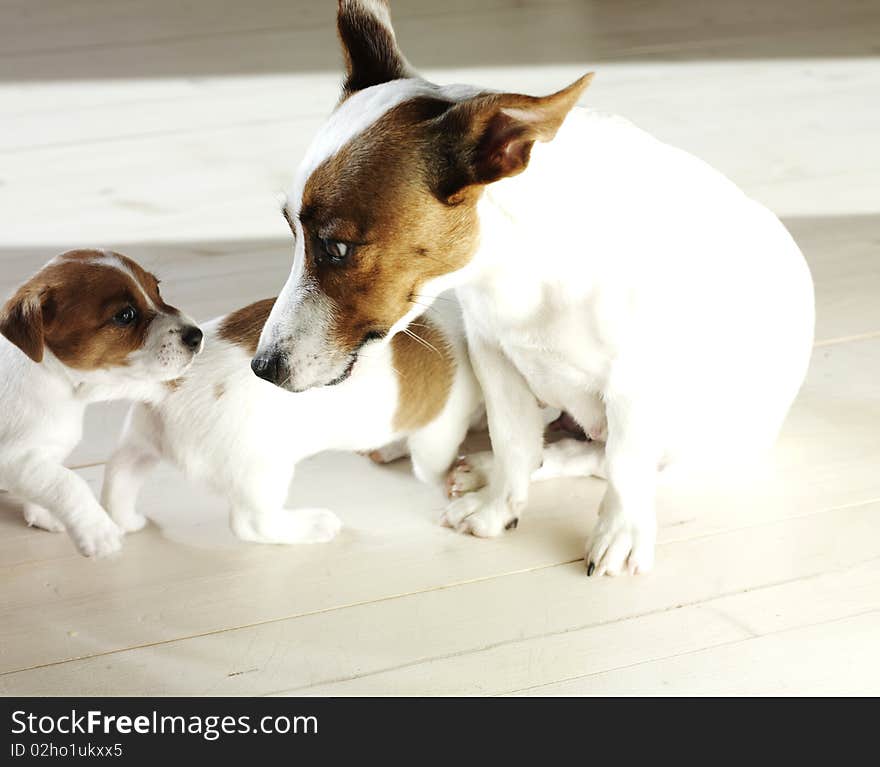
(113, 306, 138, 326)
(319, 238, 352, 266)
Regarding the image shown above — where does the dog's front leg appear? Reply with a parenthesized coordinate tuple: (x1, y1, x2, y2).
(586, 394, 659, 576)
(2, 454, 122, 557)
(442, 336, 544, 537)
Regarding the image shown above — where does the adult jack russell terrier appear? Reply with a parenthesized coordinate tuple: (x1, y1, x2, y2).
(253, 0, 815, 575)
(102, 291, 483, 544)
(0, 250, 203, 557)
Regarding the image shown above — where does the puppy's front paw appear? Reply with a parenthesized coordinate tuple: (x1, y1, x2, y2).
(70, 517, 124, 558)
(445, 453, 491, 499)
(113, 510, 148, 534)
(441, 488, 518, 538)
(585, 511, 655, 577)
(23, 504, 65, 533)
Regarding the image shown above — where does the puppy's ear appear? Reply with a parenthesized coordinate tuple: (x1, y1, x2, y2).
(337, 0, 414, 96)
(0, 285, 48, 363)
(436, 74, 594, 201)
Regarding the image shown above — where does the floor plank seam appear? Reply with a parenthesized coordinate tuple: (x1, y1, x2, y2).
(496, 606, 880, 697)
(0, 115, 315, 155)
(256, 555, 880, 696)
(0, 557, 587, 677)
(814, 330, 880, 347)
(658, 495, 880, 547)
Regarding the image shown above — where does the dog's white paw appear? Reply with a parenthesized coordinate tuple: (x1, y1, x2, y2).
(441, 488, 518, 538)
(70, 517, 124, 558)
(445, 453, 492, 499)
(233, 508, 342, 545)
(363, 439, 409, 465)
(113, 510, 148, 534)
(23, 504, 65, 533)
(585, 511, 655, 577)
(289, 508, 343, 544)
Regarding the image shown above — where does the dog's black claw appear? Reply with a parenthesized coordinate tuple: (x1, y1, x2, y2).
(587, 561, 595, 577)
(505, 517, 519, 531)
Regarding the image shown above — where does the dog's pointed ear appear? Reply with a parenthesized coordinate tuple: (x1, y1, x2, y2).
(337, 0, 414, 96)
(0, 285, 48, 363)
(436, 74, 593, 201)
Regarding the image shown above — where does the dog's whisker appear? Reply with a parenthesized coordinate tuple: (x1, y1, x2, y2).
(412, 293, 456, 303)
(418, 252, 456, 270)
(402, 327, 441, 357)
(408, 299, 441, 317)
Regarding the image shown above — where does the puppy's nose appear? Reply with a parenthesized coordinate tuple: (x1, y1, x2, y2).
(181, 325, 203, 351)
(251, 352, 288, 386)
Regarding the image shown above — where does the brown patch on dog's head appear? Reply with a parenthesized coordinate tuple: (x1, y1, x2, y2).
(252, 0, 591, 392)
(288, 78, 590, 370)
(217, 298, 276, 356)
(1, 250, 196, 377)
(299, 96, 481, 356)
(391, 318, 455, 432)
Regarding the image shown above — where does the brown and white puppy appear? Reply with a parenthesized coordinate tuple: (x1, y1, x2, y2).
(0, 250, 202, 557)
(101, 290, 482, 545)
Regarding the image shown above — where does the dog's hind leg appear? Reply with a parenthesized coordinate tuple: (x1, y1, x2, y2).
(447, 393, 607, 499)
(408, 355, 481, 486)
(102, 404, 162, 533)
(533, 438, 606, 480)
(230, 501, 342, 545)
(228, 465, 341, 545)
(447, 439, 606, 499)
(363, 438, 409, 465)
(407, 406, 472, 486)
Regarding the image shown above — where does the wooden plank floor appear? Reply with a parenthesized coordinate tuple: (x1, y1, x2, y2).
(1, 0, 878, 696)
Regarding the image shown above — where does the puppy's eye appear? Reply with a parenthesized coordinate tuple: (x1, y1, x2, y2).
(319, 238, 352, 266)
(113, 306, 138, 326)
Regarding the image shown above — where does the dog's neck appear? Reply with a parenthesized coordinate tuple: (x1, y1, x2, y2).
(41, 349, 167, 405)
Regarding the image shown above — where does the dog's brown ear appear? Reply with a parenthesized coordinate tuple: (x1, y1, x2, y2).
(337, 0, 413, 96)
(0, 284, 47, 363)
(437, 74, 594, 200)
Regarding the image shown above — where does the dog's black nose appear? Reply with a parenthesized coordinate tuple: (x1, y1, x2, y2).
(251, 352, 288, 386)
(181, 325, 203, 351)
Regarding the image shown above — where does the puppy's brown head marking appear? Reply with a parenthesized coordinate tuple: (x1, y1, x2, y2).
(0, 249, 178, 369)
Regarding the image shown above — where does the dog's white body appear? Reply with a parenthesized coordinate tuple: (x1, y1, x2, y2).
(442, 105, 815, 572)
(103, 295, 482, 544)
(264, 41, 815, 573)
(218, 1, 815, 575)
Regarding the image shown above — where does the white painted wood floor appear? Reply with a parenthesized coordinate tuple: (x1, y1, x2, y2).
(1, 0, 879, 696)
